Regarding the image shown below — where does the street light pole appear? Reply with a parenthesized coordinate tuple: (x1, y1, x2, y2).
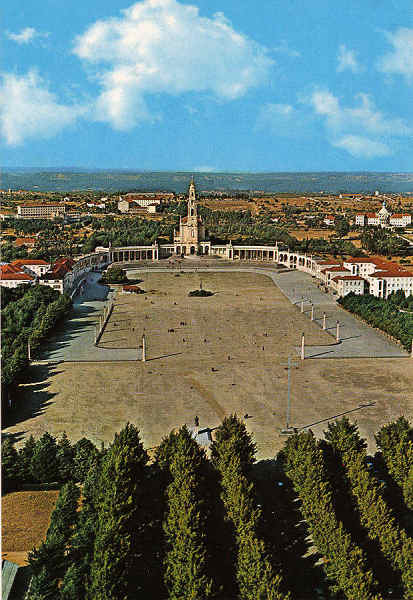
(281, 356, 298, 434)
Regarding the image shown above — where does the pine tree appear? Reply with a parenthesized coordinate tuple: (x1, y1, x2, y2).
(31, 432, 59, 483)
(47, 481, 80, 542)
(162, 427, 215, 600)
(18, 434, 36, 482)
(60, 563, 84, 600)
(325, 418, 413, 599)
(28, 565, 59, 600)
(89, 423, 149, 600)
(57, 432, 74, 482)
(375, 417, 413, 510)
(2, 436, 20, 492)
(66, 468, 100, 600)
(283, 431, 380, 600)
(212, 420, 289, 600)
(72, 437, 100, 483)
(211, 414, 256, 474)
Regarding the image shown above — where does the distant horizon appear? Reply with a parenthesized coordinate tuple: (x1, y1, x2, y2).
(2, 167, 413, 175)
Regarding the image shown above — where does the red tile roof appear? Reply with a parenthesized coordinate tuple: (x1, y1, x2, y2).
(370, 270, 413, 278)
(12, 259, 49, 266)
(344, 257, 388, 265)
(0, 264, 34, 280)
(322, 266, 349, 273)
(14, 237, 36, 247)
(41, 257, 75, 280)
(390, 213, 410, 218)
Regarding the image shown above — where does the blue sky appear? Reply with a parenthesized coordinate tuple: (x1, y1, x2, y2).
(1, 0, 413, 171)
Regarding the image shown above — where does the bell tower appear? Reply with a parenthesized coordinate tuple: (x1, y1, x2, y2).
(187, 176, 197, 221)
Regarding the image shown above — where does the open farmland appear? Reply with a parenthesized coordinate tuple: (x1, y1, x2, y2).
(2, 490, 59, 566)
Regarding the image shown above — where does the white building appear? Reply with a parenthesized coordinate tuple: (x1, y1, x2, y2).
(331, 275, 365, 296)
(389, 214, 412, 227)
(17, 203, 65, 219)
(0, 264, 34, 288)
(11, 259, 50, 277)
(355, 200, 411, 228)
(368, 270, 413, 299)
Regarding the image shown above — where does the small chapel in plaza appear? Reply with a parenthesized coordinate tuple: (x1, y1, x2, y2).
(173, 177, 211, 255)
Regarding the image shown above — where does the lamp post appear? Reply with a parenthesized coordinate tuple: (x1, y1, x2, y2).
(281, 356, 298, 434)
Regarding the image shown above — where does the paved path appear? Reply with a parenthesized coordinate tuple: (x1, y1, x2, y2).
(128, 266, 408, 359)
(37, 272, 139, 363)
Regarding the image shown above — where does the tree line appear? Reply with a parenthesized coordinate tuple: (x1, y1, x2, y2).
(4, 415, 412, 600)
(338, 291, 413, 351)
(1, 284, 72, 419)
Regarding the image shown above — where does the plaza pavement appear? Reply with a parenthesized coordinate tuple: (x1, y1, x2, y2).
(37, 272, 139, 363)
(127, 265, 408, 360)
(36, 264, 407, 364)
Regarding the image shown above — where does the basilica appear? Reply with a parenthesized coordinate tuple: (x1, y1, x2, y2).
(173, 178, 211, 256)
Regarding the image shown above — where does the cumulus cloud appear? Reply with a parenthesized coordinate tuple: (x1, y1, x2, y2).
(308, 88, 411, 158)
(6, 27, 48, 44)
(332, 135, 390, 158)
(0, 70, 87, 145)
(337, 44, 362, 73)
(310, 89, 410, 136)
(73, 0, 273, 129)
(378, 28, 413, 81)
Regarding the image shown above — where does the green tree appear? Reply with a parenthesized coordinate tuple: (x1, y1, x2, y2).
(47, 481, 80, 542)
(1, 436, 20, 492)
(89, 423, 149, 600)
(335, 217, 350, 237)
(72, 438, 100, 483)
(212, 418, 289, 600)
(211, 414, 256, 474)
(283, 431, 380, 600)
(28, 565, 60, 600)
(162, 427, 215, 600)
(375, 417, 413, 509)
(57, 432, 74, 482)
(325, 418, 413, 598)
(31, 432, 59, 483)
(18, 435, 37, 482)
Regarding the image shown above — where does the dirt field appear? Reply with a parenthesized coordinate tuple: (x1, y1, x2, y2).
(2, 490, 59, 565)
(4, 272, 413, 460)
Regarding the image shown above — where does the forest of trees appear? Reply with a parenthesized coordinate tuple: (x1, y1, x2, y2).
(361, 228, 412, 257)
(3, 415, 412, 600)
(338, 291, 413, 351)
(1, 284, 72, 418)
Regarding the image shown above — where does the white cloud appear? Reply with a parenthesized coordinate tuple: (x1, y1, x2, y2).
(193, 165, 217, 172)
(0, 70, 87, 146)
(379, 28, 413, 81)
(73, 0, 273, 130)
(332, 135, 390, 158)
(308, 88, 411, 158)
(310, 89, 410, 136)
(273, 40, 300, 58)
(337, 44, 362, 73)
(6, 27, 48, 45)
